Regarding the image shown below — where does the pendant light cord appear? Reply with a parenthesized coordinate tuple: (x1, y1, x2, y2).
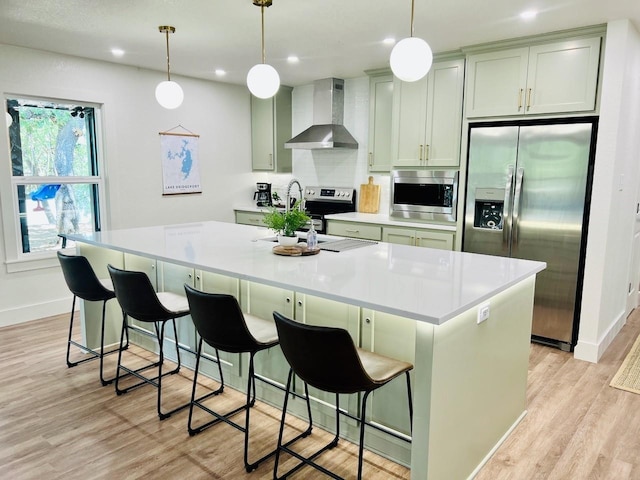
(165, 29, 172, 81)
(261, 4, 266, 64)
(410, 0, 415, 38)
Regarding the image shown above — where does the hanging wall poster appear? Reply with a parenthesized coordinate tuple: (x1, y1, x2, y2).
(159, 131, 201, 195)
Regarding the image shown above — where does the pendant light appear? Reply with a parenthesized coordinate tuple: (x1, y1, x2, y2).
(390, 0, 433, 82)
(246, 0, 280, 99)
(155, 26, 184, 109)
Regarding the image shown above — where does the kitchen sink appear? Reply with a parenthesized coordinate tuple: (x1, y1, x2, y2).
(260, 236, 377, 252)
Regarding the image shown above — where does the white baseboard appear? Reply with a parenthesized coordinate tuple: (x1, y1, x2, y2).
(0, 298, 70, 328)
(574, 310, 627, 363)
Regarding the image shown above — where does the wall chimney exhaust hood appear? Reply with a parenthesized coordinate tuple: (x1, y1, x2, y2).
(285, 78, 358, 150)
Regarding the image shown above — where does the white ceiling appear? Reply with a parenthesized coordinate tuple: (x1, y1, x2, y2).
(0, 0, 637, 87)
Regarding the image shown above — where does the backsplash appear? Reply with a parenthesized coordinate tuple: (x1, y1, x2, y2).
(251, 76, 391, 212)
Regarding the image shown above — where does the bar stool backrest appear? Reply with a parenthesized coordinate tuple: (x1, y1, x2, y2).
(107, 264, 174, 322)
(185, 284, 261, 353)
(273, 311, 374, 394)
(57, 252, 115, 302)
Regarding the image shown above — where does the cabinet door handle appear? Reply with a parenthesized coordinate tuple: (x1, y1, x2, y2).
(424, 144, 429, 164)
(419, 144, 423, 162)
(517, 88, 524, 111)
(249, 218, 260, 223)
(345, 229, 360, 233)
(269, 153, 273, 167)
(526, 88, 532, 110)
(286, 297, 291, 303)
(368, 152, 373, 167)
(297, 300, 303, 307)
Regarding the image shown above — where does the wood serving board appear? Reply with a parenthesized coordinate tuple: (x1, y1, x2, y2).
(272, 245, 320, 256)
(359, 176, 380, 213)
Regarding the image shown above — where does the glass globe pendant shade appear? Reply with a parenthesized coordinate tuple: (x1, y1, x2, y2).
(155, 80, 184, 109)
(247, 63, 280, 99)
(6, 112, 13, 127)
(390, 36, 433, 82)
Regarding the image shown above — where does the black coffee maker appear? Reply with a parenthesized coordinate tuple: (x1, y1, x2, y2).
(253, 182, 272, 207)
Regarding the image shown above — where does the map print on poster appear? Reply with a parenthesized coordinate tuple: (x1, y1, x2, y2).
(160, 132, 201, 195)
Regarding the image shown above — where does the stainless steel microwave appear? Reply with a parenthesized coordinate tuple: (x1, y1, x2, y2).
(390, 170, 459, 222)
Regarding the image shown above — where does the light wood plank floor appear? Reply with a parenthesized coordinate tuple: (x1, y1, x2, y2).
(2, 310, 640, 479)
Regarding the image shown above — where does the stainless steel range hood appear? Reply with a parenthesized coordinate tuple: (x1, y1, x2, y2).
(285, 78, 358, 150)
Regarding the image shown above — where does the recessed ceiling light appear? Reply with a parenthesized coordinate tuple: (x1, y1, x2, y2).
(215, 69, 226, 76)
(111, 48, 125, 57)
(287, 56, 299, 63)
(520, 10, 537, 20)
(383, 37, 396, 45)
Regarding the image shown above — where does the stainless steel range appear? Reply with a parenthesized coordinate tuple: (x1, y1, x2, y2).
(303, 186, 356, 234)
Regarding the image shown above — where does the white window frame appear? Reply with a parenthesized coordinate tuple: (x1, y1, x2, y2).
(2, 95, 107, 272)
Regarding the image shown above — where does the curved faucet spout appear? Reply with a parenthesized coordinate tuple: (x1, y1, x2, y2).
(286, 178, 303, 212)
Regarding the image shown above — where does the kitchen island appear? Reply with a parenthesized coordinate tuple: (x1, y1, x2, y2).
(65, 220, 545, 480)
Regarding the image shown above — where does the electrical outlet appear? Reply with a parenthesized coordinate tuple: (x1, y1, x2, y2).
(477, 302, 490, 324)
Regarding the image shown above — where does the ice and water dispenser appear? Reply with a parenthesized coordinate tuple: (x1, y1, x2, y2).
(473, 188, 504, 230)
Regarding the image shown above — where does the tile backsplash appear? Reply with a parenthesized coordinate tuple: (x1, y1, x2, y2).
(251, 76, 390, 212)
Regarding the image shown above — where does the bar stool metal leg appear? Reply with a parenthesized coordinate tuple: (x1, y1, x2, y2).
(66, 295, 125, 386)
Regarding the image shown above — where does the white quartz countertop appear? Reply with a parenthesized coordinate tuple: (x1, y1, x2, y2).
(66, 221, 545, 325)
(234, 206, 457, 231)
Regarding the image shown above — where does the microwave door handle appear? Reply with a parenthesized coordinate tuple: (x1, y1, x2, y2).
(512, 167, 524, 246)
(503, 165, 514, 247)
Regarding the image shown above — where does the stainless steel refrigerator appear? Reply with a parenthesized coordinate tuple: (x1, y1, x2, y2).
(462, 118, 597, 351)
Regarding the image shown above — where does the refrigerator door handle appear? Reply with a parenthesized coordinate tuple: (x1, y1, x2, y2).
(512, 167, 525, 245)
(503, 165, 515, 246)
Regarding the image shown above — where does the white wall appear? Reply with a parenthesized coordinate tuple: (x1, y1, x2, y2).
(575, 19, 640, 362)
(0, 44, 257, 326)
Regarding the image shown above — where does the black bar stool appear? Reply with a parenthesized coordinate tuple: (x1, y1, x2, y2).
(108, 264, 191, 420)
(272, 311, 414, 480)
(184, 285, 312, 473)
(57, 251, 124, 386)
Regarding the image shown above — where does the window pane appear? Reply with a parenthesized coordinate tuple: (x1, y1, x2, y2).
(17, 183, 99, 253)
(7, 100, 96, 178)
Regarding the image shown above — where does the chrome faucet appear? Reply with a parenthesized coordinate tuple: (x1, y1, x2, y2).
(286, 178, 303, 212)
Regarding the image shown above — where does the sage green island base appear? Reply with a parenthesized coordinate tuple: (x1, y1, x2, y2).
(67, 221, 543, 480)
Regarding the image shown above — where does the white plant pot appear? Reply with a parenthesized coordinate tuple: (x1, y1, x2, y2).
(277, 234, 298, 247)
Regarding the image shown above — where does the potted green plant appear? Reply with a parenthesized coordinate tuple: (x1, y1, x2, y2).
(263, 201, 310, 246)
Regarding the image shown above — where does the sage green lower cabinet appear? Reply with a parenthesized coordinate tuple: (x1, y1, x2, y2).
(235, 210, 267, 227)
(326, 220, 382, 241)
(158, 262, 196, 348)
(294, 293, 362, 431)
(383, 226, 455, 250)
(241, 281, 295, 405)
(80, 245, 125, 349)
(195, 271, 243, 381)
(123, 253, 157, 341)
(361, 309, 415, 465)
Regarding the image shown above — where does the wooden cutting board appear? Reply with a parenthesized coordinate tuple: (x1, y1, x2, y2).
(359, 176, 380, 213)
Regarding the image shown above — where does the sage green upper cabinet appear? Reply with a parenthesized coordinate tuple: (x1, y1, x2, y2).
(367, 74, 394, 172)
(465, 37, 601, 118)
(251, 86, 292, 172)
(391, 58, 465, 168)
